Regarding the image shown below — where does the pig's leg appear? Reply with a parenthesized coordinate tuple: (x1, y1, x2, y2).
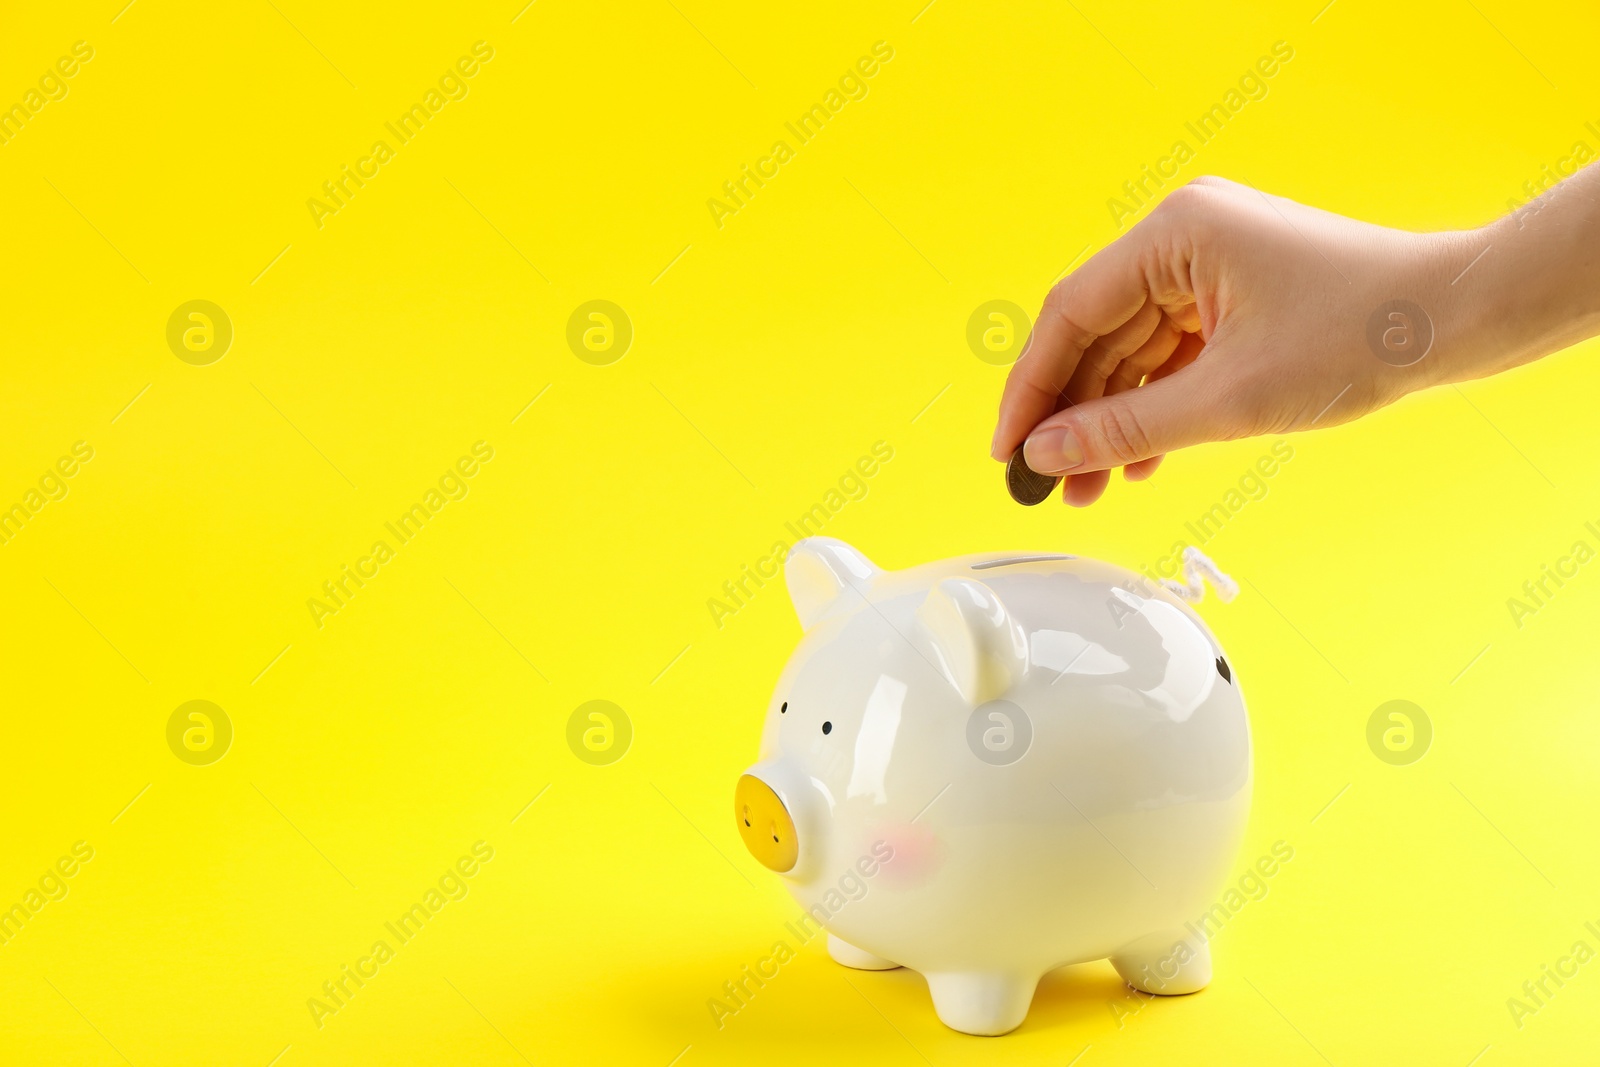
(827, 933, 899, 970)
(924, 971, 1038, 1036)
(1109, 930, 1211, 995)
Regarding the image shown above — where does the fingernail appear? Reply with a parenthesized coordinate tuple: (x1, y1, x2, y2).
(1024, 427, 1084, 474)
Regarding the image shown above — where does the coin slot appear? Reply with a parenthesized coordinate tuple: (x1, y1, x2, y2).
(971, 555, 1076, 570)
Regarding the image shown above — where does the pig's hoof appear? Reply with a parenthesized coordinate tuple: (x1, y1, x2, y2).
(1110, 930, 1212, 995)
(924, 971, 1038, 1036)
(827, 933, 900, 970)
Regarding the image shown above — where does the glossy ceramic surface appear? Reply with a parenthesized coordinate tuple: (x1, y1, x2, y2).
(735, 537, 1252, 1035)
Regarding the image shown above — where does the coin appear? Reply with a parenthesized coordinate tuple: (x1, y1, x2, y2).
(1006, 447, 1060, 506)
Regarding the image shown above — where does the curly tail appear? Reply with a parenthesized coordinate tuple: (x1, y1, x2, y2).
(1160, 547, 1238, 604)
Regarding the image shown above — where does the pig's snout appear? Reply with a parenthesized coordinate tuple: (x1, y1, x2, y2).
(735, 773, 799, 873)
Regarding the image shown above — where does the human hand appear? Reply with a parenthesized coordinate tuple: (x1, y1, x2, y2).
(989, 175, 1564, 506)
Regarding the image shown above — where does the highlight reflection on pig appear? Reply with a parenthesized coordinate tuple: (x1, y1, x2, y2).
(735, 538, 1251, 1036)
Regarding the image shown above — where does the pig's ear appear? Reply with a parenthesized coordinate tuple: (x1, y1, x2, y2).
(785, 538, 880, 630)
(915, 578, 1027, 706)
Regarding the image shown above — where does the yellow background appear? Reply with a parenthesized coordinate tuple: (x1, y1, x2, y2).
(3, 0, 1598, 1063)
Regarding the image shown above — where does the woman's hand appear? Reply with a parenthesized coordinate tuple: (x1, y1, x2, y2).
(990, 173, 1596, 505)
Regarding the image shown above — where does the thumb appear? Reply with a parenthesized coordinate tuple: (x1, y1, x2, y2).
(1021, 365, 1237, 475)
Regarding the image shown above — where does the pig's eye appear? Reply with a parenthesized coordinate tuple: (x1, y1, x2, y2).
(780, 702, 787, 714)
(822, 721, 832, 735)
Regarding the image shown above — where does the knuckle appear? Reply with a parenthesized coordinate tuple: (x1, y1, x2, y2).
(1043, 278, 1072, 314)
(1040, 282, 1098, 352)
(1090, 400, 1154, 462)
(1155, 183, 1203, 215)
(1152, 180, 1226, 231)
(1124, 343, 1170, 377)
(1082, 345, 1121, 379)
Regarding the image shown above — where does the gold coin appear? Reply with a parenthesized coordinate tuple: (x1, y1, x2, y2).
(1006, 447, 1060, 506)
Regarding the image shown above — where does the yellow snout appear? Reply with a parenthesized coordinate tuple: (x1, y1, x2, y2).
(735, 774, 798, 873)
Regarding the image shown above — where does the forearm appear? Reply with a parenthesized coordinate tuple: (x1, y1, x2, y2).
(1462, 161, 1600, 379)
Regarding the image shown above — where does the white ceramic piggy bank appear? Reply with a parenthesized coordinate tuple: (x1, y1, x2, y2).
(735, 537, 1250, 1035)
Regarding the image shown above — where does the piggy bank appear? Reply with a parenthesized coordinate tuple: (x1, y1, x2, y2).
(734, 538, 1250, 1035)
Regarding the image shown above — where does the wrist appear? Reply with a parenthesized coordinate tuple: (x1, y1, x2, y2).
(1458, 189, 1600, 377)
(1376, 228, 1495, 391)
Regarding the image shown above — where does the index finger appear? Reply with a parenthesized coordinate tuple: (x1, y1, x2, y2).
(990, 235, 1155, 461)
